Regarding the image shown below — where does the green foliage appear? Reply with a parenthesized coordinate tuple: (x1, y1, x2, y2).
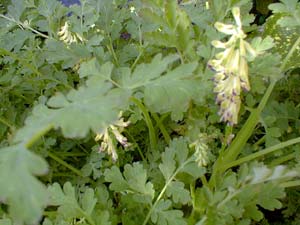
(0, 145, 48, 224)
(0, 0, 300, 225)
(264, 0, 300, 70)
(47, 182, 97, 223)
(104, 163, 155, 201)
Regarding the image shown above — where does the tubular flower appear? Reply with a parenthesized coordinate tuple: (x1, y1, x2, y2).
(207, 7, 257, 126)
(95, 112, 131, 161)
(57, 21, 84, 44)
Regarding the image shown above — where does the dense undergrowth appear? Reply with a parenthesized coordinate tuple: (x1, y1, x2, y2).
(0, 0, 300, 224)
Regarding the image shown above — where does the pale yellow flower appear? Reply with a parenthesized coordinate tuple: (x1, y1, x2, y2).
(57, 21, 84, 44)
(95, 112, 131, 161)
(207, 7, 257, 125)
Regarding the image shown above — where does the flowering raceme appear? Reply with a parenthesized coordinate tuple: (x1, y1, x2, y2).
(57, 21, 84, 44)
(95, 112, 131, 161)
(208, 7, 257, 126)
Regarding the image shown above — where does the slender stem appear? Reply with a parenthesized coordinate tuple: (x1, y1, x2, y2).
(200, 175, 208, 186)
(131, 25, 145, 70)
(188, 182, 197, 225)
(209, 80, 277, 188)
(152, 112, 171, 144)
(0, 116, 14, 129)
(222, 80, 276, 164)
(78, 207, 96, 225)
(177, 49, 185, 64)
(280, 180, 300, 188)
(47, 151, 85, 178)
(123, 130, 146, 162)
(142, 156, 194, 225)
(25, 124, 54, 148)
(220, 125, 233, 153)
(51, 173, 75, 177)
(221, 137, 300, 171)
(280, 37, 300, 71)
(269, 152, 296, 167)
(53, 152, 87, 157)
(253, 135, 266, 150)
(107, 36, 119, 67)
(131, 48, 144, 70)
(0, 14, 50, 39)
(75, 141, 89, 154)
(130, 97, 157, 151)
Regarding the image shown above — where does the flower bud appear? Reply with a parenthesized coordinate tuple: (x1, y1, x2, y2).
(214, 22, 236, 35)
(212, 40, 227, 49)
(239, 57, 250, 91)
(213, 72, 226, 82)
(224, 49, 240, 75)
(244, 41, 257, 59)
(232, 7, 241, 28)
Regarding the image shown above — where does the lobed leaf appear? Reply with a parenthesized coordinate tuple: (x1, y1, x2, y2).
(104, 162, 155, 201)
(0, 144, 48, 224)
(165, 181, 191, 204)
(151, 199, 187, 225)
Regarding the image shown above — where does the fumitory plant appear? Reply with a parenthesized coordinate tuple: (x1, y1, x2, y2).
(0, 0, 300, 225)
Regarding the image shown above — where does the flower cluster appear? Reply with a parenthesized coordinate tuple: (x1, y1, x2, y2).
(208, 7, 257, 126)
(190, 133, 214, 167)
(95, 112, 131, 161)
(57, 21, 84, 44)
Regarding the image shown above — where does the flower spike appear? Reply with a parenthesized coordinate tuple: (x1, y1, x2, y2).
(207, 7, 257, 126)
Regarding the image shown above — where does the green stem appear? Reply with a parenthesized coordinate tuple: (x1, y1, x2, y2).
(75, 141, 89, 154)
(123, 130, 146, 162)
(131, 48, 144, 70)
(47, 151, 85, 178)
(0, 116, 14, 129)
(152, 112, 171, 144)
(130, 25, 146, 70)
(280, 36, 300, 71)
(78, 208, 96, 225)
(51, 173, 76, 177)
(200, 175, 208, 186)
(142, 156, 194, 225)
(280, 180, 300, 188)
(209, 80, 276, 188)
(253, 135, 266, 150)
(209, 35, 300, 188)
(0, 14, 50, 39)
(130, 97, 157, 151)
(177, 48, 185, 64)
(269, 152, 296, 167)
(188, 182, 197, 225)
(221, 137, 300, 171)
(53, 152, 87, 157)
(222, 80, 276, 164)
(25, 124, 54, 148)
(107, 37, 119, 67)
